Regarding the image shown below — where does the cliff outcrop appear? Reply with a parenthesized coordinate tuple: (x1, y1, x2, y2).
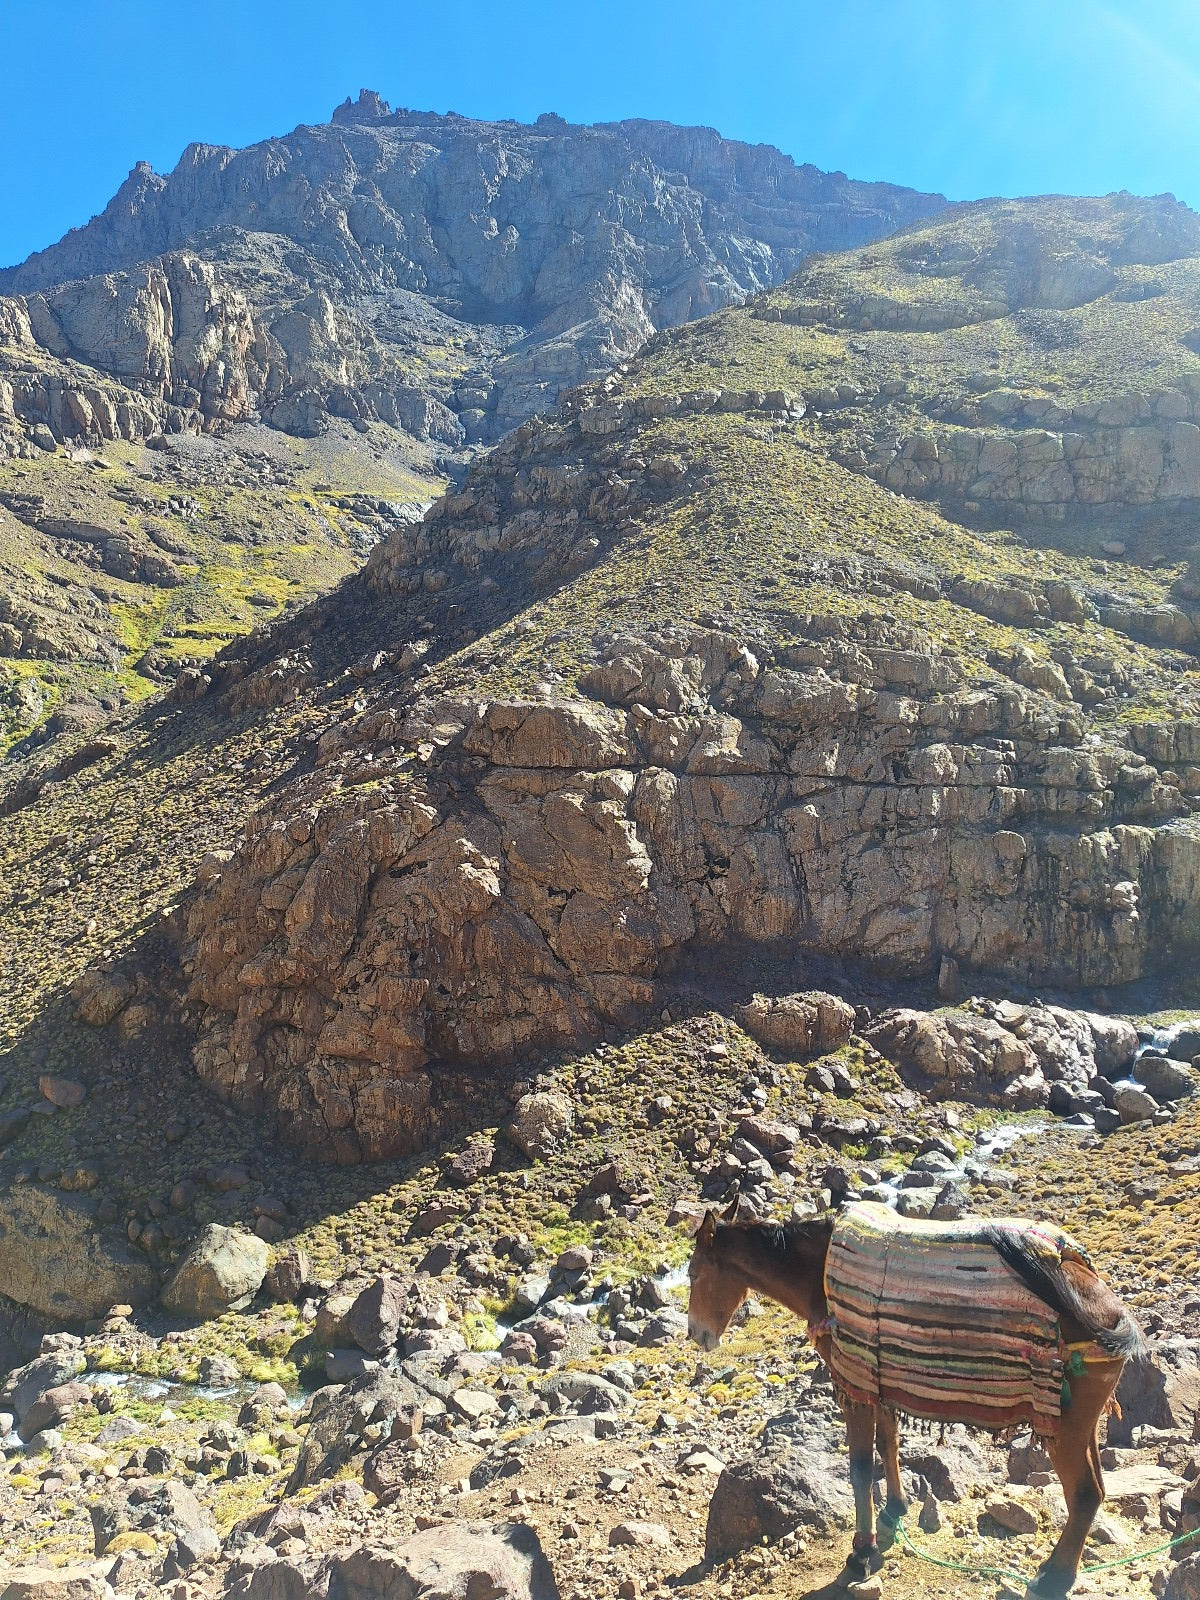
(172, 196, 1200, 1159)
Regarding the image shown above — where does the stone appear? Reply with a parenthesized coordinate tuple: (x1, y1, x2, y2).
(444, 1140, 496, 1186)
(0, 1186, 155, 1320)
(513, 1275, 550, 1315)
(452, 1388, 500, 1421)
(2, 1349, 87, 1422)
(555, 1245, 593, 1273)
(0, 1569, 115, 1600)
(325, 1349, 379, 1383)
(90, 1479, 214, 1558)
(17, 1381, 91, 1441)
(1165, 1553, 1200, 1600)
(867, 1008, 1047, 1108)
(1115, 1083, 1159, 1123)
(506, 1092, 574, 1160)
(286, 1370, 433, 1492)
(38, 1075, 87, 1109)
(229, 1520, 559, 1600)
(705, 1413, 852, 1559)
(609, 1521, 672, 1548)
(265, 1242, 311, 1302)
(198, 1353, 240, 1388)
(1111, 1343, 1200, 1445)
(500, 1331, 538, 1364)
(70, 967, 134, 1026)
(918, 1494, 942, 1533)
(160, 1223, 269, 1316)
(1134, 1056, 1197, 1102)
(345, 1274, 407, 1357)
(363, 1440, 415, 1504)
(984, 1492, 1040, 1534)
(314, 1291, 358, 1347)
(734, 991, 855, 1055)
(1087, 1014, 1139, 1076)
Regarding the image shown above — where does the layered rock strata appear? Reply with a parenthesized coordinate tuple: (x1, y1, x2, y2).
(181, 614, 1200, 1160)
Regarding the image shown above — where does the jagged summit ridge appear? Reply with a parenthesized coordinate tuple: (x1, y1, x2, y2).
(0, 95, 944, 448)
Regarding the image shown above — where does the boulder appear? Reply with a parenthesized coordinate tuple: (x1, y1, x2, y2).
(286, 1370, 432, 1492)
(444, 1140, 496, 1186)
(704, 1411, 851, 1559)
(1114, 1083, 1158, 1123)
(345, 1274, 407, 1357)
(506, 1092, 574, 1160)
(70, 966, 134, 1026)
(1164, 1554, 1200, 1600)
(1086, 1014, 1139, 1076)
(1134, 1056, 1197, 1102)
(17, 1381, 92, 1441)
(0, 1186, 155, 1320)
(228, 1522, 559, 1600)
(161, 1224, 269, 1317)
(0, 1569, 114, 1600)
(90, 1479, 215, 1558)
(983, 1492, 1039, 1534)
(1110, 1340, 1200, 1446)
(866, 1008, 1047, 1107)
(265, 1242, 311, 1302)
(2, 1350, 86, 1422)
(734, 991, 855, 1056)
(37, 1075, 87, 1109)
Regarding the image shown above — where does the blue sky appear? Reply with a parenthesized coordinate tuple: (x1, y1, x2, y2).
(3, 0, 1200, 269)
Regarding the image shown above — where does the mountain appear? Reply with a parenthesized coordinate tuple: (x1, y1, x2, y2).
(0, 97, 943, 756)
(4, 186, 1200, 1598)
(0, 92, 944, 447)
(6, 188, 1200, 1163)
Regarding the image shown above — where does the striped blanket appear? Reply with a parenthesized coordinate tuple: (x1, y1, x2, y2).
(824, 1202, 1090, 1435)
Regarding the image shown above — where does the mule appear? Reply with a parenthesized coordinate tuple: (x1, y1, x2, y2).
(686, 1199, 1146, 1598)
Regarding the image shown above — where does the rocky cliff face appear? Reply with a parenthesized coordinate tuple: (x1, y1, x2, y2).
(0, 94, 943, 454)
(164, 193, 1200, 1161)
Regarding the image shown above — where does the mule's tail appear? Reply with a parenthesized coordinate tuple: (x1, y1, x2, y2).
(981, 1226, 1149, 1361)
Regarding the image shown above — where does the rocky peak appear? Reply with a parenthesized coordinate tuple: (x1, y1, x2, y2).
(0, 101, 944, 455)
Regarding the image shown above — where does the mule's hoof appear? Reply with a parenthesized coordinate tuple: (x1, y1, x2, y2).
(1024, 1577, 1072, 1600)
(839, 1546, 883, 1588)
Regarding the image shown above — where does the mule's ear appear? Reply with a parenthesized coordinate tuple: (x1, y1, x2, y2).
(721, 1191, 740, 1224)
(697, 1209, 716, 1244)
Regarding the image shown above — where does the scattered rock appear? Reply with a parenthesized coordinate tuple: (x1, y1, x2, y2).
(161, 1223, 269, 1316)
(506, 1092, 574, 1160)
(37, 1075, 87, 1109)
(345, 1274, 407, 1357)
(705, 1413, 852, 1559)
(734, 991, 855, 1056)
(0, 1186, 155, 1320)
(609, 1521, 672, 1548)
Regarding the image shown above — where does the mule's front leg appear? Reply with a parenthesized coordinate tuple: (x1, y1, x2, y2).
(841, 1402, 882, 1585)
(1030, 1364, 1120, 1598)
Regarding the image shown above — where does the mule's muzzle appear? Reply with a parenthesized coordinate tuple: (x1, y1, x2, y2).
(688, 1319, 719, 1351)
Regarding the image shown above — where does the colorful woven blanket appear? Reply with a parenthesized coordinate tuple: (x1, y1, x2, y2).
(824, 1202, 1090, 1435)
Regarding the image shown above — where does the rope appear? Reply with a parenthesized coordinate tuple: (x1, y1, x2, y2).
(891, 1514, 1200, 1587)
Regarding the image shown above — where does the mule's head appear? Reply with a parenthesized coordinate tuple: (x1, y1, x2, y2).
(686, 1199, 748, 1351)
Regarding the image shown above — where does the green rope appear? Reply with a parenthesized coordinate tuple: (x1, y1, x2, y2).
(892, 1515, 1200, 1588)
